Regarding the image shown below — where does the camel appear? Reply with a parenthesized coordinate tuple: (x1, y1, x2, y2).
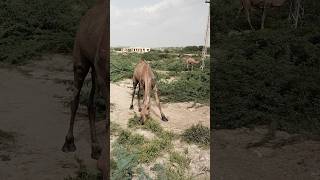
(61, 0, 109, 179)
(238, 0, 287, 29)
(180, 54, 200, 71)
(129, 60, 168, 124)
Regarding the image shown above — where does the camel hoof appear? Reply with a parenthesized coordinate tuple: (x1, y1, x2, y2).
(62, 140, 76, 152)
(161, 116, 168, 122)
(91, 144, 102, 160)
(129, 105, 133, 110)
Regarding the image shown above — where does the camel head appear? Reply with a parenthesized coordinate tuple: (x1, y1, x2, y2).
(140, 104, 150, 125)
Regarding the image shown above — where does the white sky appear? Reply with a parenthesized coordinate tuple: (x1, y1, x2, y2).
(111, 0, 210, 47)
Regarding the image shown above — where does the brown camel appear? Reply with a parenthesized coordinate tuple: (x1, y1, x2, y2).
(239, 0, 287, 29)
(129, 60, 168, 124)
(181, 54, 200, 71)
(61, 0, 109, 179)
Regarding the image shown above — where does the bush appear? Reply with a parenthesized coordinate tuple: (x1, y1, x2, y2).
(110, 53, 141, 82)
(212, 0, 320, 134)
(181, 124, 210, 147)
(159, 70, 210, 103)
(0, 0, 95, 64)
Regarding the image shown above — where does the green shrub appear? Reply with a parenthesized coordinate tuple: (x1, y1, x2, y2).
(0, 0, 95, 64)
(212, 0, 320, 134)
(128, 115, 164, 136)
(110, 53, 141, 82)
(169, 151, 190, 169)
(159, 70, 210, 103)
(181, 124, 210, 147)
(111, 143, 139, 180)
(117, 130, 145, 147)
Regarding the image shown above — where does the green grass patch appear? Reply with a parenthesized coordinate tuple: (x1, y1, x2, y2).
(111, 143, 139, 180)
(128, 115, 164, 136)
(112, 115, 175, 177)
(181, 124, 210, 147)
(117, 130, 146, 147)
(115, 128, 173, 164)
(151, 162, 192, 180)
(111, 142, 153, 180)
(139, 131, 174, 163)
(169, 151, 191, 170)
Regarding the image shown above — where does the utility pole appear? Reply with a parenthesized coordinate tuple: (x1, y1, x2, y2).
(200, 0, 210, 71)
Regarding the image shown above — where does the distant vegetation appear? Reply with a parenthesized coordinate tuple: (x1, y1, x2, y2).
(110, 50, 210, 104)
(0, 0, 96, 64)
(212, 0, 320, 135)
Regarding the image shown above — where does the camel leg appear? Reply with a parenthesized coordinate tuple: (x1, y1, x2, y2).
(187, 63, 189, 71)
(62, 63, 89, 152)
(130, 78, 138, 109)
(88, 68, 101, 160)
(246, 9, 254, 30)
(191, 65, 194, 71)
(137, 84, 142, 112)
(154, 85, 168, 121)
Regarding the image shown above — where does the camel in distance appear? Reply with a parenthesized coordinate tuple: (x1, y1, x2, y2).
(180, 54, 200, 71)
(61, 0, 109, 179)
(239, 0, 287, 29)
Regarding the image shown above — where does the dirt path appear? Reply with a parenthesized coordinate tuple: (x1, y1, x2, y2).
(0, 55, 102, 180)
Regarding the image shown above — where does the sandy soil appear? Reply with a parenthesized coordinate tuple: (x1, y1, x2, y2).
(212, 128, 320, 180)
(0, 54, 104, 180)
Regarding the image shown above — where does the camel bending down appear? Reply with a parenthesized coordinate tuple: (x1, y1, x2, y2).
(129, 60, 168, 124)
(61, 0, 109, 179)
(239, 0, 287, 29)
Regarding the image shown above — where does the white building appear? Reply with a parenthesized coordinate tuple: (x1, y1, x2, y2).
(121, 47, 151, 54)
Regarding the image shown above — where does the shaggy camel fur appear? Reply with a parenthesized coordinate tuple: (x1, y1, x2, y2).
(130, 60, 168, 124)
(239, 0, 287, 29)
(61, 0, 109, 179)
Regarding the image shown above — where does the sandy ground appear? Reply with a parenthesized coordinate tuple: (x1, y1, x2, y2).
(110, 79, 211, 179)
(0, 54, 104, 180)
(212, 128, 320, 180)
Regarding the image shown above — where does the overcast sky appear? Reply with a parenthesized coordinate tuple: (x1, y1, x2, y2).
(111, 0, 210, 47)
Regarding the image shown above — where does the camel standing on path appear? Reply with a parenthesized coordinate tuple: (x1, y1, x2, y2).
(61, 0, 109, 179)
(181, 55, 200, 71)
(129, 60, 168, 125)
(239, 0, 287, 29)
